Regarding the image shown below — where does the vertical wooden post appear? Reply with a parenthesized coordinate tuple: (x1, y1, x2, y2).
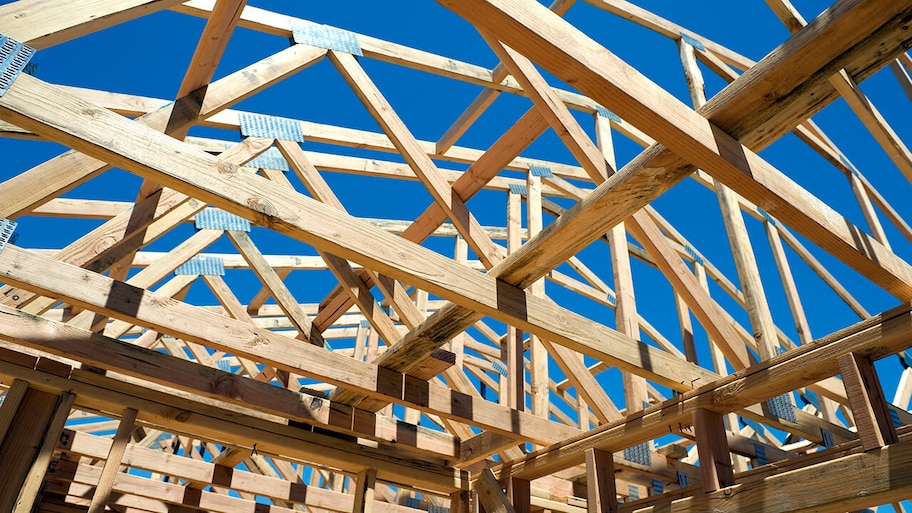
(15, 391, 76, 513)
(451, 490, 471, 513)
(352, 468, 377, 513)
(506, 190, 525, 411)
(0, 387, 61, 511)
(585, 448, 618, 513)
(86, 407, 138, 513)
(526, 171, 548, 422)
(505, 476, 531, 513)
(0, 379, 29, 445)
(693, 408, 735, 493)
(838, 352, 898, 450)
(596, 114, 648, 415)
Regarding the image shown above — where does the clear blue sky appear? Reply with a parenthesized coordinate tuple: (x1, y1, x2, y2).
(2, 1, 911, 506)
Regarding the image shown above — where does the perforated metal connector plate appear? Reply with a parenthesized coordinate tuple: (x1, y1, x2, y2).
(195, 208, 251, 232)
(680, 33, 705, 51)
(0, 34, 35, 97)
(623, 441, 652, 465)
(247, 148, 289, 171)
(174, 255, 225, 276)
(291, 19, 363, 56)
(0, 218, 17, 254)
(239, 112, 304, 142)
(596, 105, 622, 123)
(529, 164, 553, 178)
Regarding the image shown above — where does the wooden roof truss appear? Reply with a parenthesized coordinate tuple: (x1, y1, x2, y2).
(1, 0, 912, 511)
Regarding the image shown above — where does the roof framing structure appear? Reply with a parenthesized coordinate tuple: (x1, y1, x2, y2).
(0, 0, 911, 512)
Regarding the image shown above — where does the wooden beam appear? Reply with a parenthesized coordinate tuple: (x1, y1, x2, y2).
(439, 0, 912, 300)
(14, 391, 75, 513)
(837, 352, 899, 450)
(476, 469, 516, 513)
(585, 448, 618, 513)
(0, 303, 459, 458)
(353, 468, 378, 513)
(623, 440, 912, 513)
(0, 0, 186, 49)
(0, 349, 466, 492)
(86, 407, 138, 513)
(0, 387, 60, 511)
(0, 379, 28, 445)
(0, 75, 716, 395)
(483, 302, 912, 481)
(692, 409, 734, 493)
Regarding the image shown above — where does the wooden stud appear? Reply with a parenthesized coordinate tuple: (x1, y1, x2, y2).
(838, 352, 899, 450)
(692, 408, 735, 493)
(15, 391, 76, 513)
(584, 448, 617, 513)
(86, 407, 139, 513)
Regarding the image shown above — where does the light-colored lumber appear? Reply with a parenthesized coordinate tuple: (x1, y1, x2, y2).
(86, 407, 138, 513)
(14, 391, 75, 513)
(440, 0, 912, 300)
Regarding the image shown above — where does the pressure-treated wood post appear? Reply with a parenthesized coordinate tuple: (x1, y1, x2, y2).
(693, 408, 735, 493)
(585, 448, 618, 513)
(838, 352, 898, 450)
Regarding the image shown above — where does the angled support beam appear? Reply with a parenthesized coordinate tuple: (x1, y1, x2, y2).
(438, 0, 912, 301)
(329, 50, 505, 269)
(476, 469, 517, 513)
(486, 35, 750, 368)
(838, 352, 899, 451)
(228, 229, 325, 346)
(14, 391, 75, 513)
(0, 0, 186, 49)
(310, 107, 548, 332)
(86, 407, 139, 513)
(0, 43, 326, 221)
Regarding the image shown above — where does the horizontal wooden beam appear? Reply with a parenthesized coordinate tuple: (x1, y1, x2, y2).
(626, 440, 912, 513)
(0, 303, 458, 458)
(485, 302, 912, 481)
(0, 346, 466, 492)
(440, 0, 912, 299)
(0, 73, 717, 396)
(0, 0, 185, 49)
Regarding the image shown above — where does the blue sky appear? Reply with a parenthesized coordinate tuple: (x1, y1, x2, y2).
(2, 0, 911, 506)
